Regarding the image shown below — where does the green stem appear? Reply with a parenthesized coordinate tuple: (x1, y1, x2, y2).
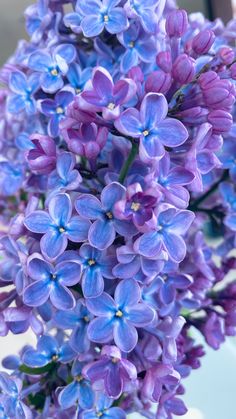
(189, 170, 229, 210)
(118, 142, 138, 184)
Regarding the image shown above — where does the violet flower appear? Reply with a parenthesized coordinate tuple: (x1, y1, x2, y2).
(48, 151, 82, 191)
(81, 393, 126, 419)
(7, 71, 39, 115)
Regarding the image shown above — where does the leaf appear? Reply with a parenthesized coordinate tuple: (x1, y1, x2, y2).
(19, 363, 54, 375)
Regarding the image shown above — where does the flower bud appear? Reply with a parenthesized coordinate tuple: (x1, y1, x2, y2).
(198, 71, 218, 90)
(208, 110, 233, 134)
(145, 70, 172, 94)
(192, 30, 215, 55)
(172, 54, 195, 84)
(26, 134, 56, 174)
(230, 63, 236, 80)
(218, 47, 234, 65)
(156, 51, 172, 73)
(165, 9, 188, 38)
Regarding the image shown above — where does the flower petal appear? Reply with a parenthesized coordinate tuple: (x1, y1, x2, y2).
(48, 193, 72, 226)
(22, 350, 49, 368)
(106, 9, 128, 34)
(27, 256, 51, 281)
(126, 303, 155, 326)
(75, 194, 103, 219)
(58, 381, 79, 409)
(67, 216, 91, 242)
(89, 219, 116, 250)
(134, 231, 162, 258)
(140, 93, 168, 128)
(86, 292, 116, 315)
(23, 280, 50, 307)
(24, 211, 51, 233)
(113, 320, 137, 352)
(57, 261, 81, 286)
(41, 230, 68, 260)
(101, 182, 126, 210)
(81, 15, 104, 37)
(50, 283, 75, 310)
(114, 279, 141, 308)
(162, 232, 186, 263)
(155, 118, 188, 147)
(114, 108, 141, 137)
(82, 268, 104, 298)
(87, 317, 114, 343)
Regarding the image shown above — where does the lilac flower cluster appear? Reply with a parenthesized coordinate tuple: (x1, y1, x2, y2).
(1, 0, 236, 417)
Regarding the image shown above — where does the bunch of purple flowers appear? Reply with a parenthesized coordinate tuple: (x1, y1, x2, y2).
(1, 0, 236, 417)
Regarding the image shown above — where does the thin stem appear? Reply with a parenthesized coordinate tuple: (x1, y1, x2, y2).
(118, 142, 138, 184)
(189, 170, 229, 210)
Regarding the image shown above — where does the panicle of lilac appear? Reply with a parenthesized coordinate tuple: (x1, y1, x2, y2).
(1, 0, 236, 417)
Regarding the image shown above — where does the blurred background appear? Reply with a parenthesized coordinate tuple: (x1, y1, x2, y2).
(1, 1, 236, 418)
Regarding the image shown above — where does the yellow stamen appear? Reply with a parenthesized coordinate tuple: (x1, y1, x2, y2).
(107, 102, 115, 110)
(111, 357, 119, 363)
(52, 274, 57, 280)
(51, 69, 58, 76)
(51, 354, 58, 362)
(115, 310, 123, 318)
(83, 316, 90, 323)
(129, 41, 134, 48)
(131, 202, 140, 212)
(104, 15, 109, 22)
(75, 375, 83, 382)
(96, 413, 103, 418)
(56, 106, 64, 114)
(143, 130, 149, 137)
(75, 88, 81, 94)
(106, 211, 113, 219)
(59, 227, 65, 233)
(88, 259, 96, 266)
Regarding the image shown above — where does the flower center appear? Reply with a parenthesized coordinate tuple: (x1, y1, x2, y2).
(104, 14, 109, 22)
(51, 354, 58, 362)
(59, 226, 65, 233)
(106, 211, 113, 220)
(88, 259, 96, 266)
(115, 309, 123, 318)
(51, 274, 57, 281)
(56, 106, 64, 114)
(143, 130, 149, 137)
(75, 87, 81, 94)
(83, 315, 90, 323)
(51, 68, 58, 76)
(107, 102, 115, 110)
(131, 202, 140, 212)
(129, 41, 134, 48)
(75, 374, 83, 382)
(111, 357, 119, 363)
(96, 413, 103, 418)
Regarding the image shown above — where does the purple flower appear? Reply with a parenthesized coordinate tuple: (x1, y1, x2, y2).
(75, 182, 137, 250)
(87, 279, 155, 352)
(81, 393, 126, 419)
(113, 182, 159, 232)
(54, 300, 92, 353)
(26, 133, 56, 175)
(61, 121, 108, 163)
(201, 312, 225, 350)
(23, 253, 81, 310)
(83, 345, 137, 398)
(81, 67, 136, 120)
(115, 93, 188, 161)
(58, 360, 94, 410)
(78, 244, 116, 298)
(117, 24, 157, 73)
(142, 363, 180, 403)
(147, 152, 195, 208)
(38, 90, 74, 137)
(134, 207, 194, 263)
(22, 334, 76, 367)
(24, 193, 90, 260)
(28, 44, 76, 93)
(165, 8, 188, 37)
(7, 71, 39, 115)
(192, 29, 215, 55)
(78, 0, 128, 38)
(0, 372, 33, 419)
(48, 151, 82, 191)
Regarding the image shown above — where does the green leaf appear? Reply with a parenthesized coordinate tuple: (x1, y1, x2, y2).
(19, 363, 54, 375)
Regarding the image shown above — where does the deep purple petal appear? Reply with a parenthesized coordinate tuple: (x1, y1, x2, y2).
(93, 67, 113, 98)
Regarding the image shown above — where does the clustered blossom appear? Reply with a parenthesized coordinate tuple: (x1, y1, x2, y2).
(1, 0, 236, 417)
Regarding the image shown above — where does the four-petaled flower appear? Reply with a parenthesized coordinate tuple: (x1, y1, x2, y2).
(78, 0, 128, 38)
(24, 193, 91, 260)
(115, 93, 188, 161)
(78, 243, 116, 298)
(7, 71, 40, 115)
(22, 334, 76, 367)
(134, 207, 195, 263)
(81, 393, 126, 419)
(83, 345, 137, 399)
(0, 372, 33, 419)
(81, 67, 136, 120)
(48, 151, 82, 191)
(58, 360, 94, 410)
(87, 279, 155, 352)
(75, 182, 137, 250)
(23, 253, 81, 310)
(28, 44, 76, 93)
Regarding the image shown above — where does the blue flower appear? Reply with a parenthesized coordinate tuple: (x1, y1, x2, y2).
(58, 360, 94, 410)
(38, 90, 74, 137)
(54, 301, 92, 353)
(28, 44, 76, 93)
(125, 0, 162, 33)
(7, 71, 39, 114)
(0, 161, 24, 196)
(134, 207, 195, 263)
(23, 253, 81, 310)
(67, 63, 92, 94)
(78, 243, 116, 298)
(22, 334, 76, 367)
(24, 0, 53, 43)
(48, 152, 82, 192)
(0, 372, 32, 419)
(78, 0, 128, 38)
(24, 193, 91, 260)
(81, 393, 125, 419)
(87, 279, 155, 352)
(117, 23, 157, 73)
(75, 182, 137, 250)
